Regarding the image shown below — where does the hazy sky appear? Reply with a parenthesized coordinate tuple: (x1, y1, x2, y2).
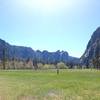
(0, 0, 100, 57)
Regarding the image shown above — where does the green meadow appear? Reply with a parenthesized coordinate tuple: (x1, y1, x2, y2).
(0, 69, 100, 100)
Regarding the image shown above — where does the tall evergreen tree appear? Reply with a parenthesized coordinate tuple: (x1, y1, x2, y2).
(2, 42, 7, 69)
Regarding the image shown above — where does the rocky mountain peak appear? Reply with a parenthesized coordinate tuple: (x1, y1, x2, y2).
(80, 27, 100, 66)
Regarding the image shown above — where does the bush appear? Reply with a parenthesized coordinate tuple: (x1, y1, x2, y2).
(57, 62, 68, 69)
(37, 63, 44, 69)
(42, 64, 55, 69)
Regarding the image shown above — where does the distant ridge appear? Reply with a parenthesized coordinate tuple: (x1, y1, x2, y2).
(0, 38, 79, 64)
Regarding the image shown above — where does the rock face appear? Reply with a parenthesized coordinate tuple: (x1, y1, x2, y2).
(0, 38, 79, 64)
(80, 27, 100, 66)
(0, 39, 35, 60)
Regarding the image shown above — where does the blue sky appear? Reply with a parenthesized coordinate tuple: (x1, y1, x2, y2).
(0, 0, 100, 57)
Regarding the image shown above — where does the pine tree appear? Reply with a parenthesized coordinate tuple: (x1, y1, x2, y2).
(2, 42, 7, 69)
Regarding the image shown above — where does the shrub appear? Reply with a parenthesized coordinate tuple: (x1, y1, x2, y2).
(57, 62, 68, 69)
(37, 63, 44, 69)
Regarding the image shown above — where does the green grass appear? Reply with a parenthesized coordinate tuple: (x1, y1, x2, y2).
(0, 69, 100, 100)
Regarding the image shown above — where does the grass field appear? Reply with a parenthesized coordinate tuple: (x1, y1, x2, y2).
(0, 69, 100, 100)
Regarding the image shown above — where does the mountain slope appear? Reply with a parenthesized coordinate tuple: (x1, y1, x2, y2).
(0, 38, 79, 64)
(80, 27, 100, 66)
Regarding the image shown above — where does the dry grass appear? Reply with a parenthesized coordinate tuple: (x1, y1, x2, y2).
(0, 69, 99, 100)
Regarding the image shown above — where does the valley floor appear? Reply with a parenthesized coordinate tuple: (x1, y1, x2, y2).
(0, 69, 100, 100)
